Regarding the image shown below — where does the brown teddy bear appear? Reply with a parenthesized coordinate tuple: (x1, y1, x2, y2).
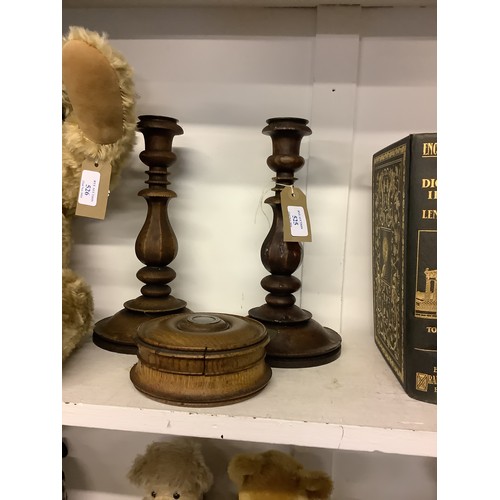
(127, 438, 214, 500)
(228, 449, 333, 500)
(62, 26, 137, 362)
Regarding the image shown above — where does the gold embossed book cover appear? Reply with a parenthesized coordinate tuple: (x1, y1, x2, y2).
(372, 133, 437, 404)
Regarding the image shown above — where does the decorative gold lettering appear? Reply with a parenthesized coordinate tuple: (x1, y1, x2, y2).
(422, 209, 437, 219)
(426, 326, 437, 333)
(422, 178, 437, 201)
(416, 371, 437, 392)
(423, 142, 437, 156)
(421, 178, 437, 189)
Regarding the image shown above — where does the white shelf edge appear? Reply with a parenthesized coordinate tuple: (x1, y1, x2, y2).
(62, 402, 436, 457)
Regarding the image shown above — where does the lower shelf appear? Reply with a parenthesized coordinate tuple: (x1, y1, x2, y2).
(62, 427, 437, 500)
(62, 337, 436, 457)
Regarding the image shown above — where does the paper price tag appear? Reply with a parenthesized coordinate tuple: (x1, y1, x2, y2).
(78, 169, 100, 207)
(75, 158, 112, 220)
(288, 206, 309, 236)
(280, 186, 312, 242)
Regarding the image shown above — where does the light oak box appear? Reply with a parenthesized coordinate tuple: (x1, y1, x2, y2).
(130, 312, 272, 407)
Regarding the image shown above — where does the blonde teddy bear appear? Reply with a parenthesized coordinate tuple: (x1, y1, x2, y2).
(62, 26, 137, 361)
(228, 449, 333, 500)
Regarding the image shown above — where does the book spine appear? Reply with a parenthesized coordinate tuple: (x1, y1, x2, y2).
(372, 137, 410, 391)
(405, 133, 437, 403)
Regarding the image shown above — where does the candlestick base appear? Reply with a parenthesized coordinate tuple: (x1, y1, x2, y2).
(93, 302, 190, 354)
(248, 309, 341, 368)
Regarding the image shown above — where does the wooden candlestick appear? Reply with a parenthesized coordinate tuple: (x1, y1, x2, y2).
(248, 117, 342, 368)
(93, 115, 189, 354)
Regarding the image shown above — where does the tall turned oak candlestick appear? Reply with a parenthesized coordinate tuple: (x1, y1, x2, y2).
(248, 117, 342, 368)
(93, 115, 189, 354)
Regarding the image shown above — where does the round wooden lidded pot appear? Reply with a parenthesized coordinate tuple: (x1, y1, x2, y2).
(130, 312, 272, 407)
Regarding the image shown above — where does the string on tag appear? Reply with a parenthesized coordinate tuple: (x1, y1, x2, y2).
(254, 182, 274, 226)
(276, 182, 295, 196)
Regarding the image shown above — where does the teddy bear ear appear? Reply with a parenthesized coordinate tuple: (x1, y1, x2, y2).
(62, 28, 124, 145)
(194, 463, 214, 492)
(300, 470, 334, 499)
(227, 453, 264, 487)
(127, 442, 162, 488)
(127, 452, 148, 487)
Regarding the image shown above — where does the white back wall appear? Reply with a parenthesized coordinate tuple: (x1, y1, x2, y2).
(64, 6, 349, 331)
(63, 5, 436, 338)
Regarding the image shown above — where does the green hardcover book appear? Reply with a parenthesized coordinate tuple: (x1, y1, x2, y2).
(372, 133, 437, 404)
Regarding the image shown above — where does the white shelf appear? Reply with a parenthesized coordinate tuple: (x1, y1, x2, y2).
(63, 334, 436, 457)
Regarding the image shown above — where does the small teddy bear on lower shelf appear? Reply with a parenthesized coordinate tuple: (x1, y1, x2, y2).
(228, 449, 333, 500)
(127, 438, 214, 500)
